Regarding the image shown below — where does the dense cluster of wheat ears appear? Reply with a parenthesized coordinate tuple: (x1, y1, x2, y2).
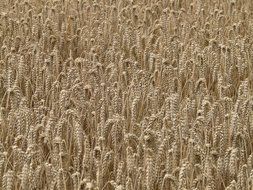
(0, 0, 253, 189)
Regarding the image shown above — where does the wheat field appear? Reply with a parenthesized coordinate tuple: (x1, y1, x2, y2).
(0, 0, 253, 189)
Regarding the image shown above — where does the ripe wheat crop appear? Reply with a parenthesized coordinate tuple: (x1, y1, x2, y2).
(0, 0, 253, 189)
